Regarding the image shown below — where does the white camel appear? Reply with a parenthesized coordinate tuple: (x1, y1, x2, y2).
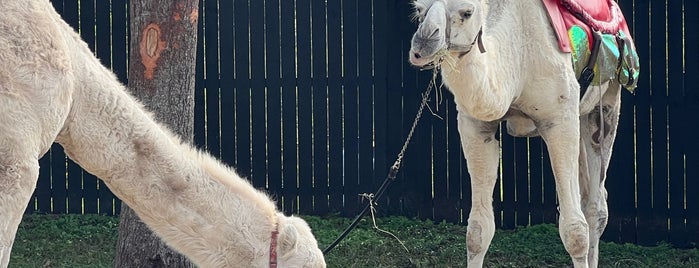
(0, 1, 325, 267)
(409, 0, 633, 267)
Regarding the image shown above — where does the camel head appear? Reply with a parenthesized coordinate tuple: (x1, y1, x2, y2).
(276, 214, 326, 267)
(409, 0, 485, 67)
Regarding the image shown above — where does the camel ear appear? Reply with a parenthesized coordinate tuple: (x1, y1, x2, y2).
(279, 224, 299, 255)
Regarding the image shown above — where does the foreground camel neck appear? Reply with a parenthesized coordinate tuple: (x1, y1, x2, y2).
(0, 1, 324, 267)
(53, 33, 280, 267)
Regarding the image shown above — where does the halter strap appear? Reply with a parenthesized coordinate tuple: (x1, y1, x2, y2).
(269, 225, 279, 268)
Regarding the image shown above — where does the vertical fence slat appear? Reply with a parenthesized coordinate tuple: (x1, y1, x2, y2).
(432, 112, 457, 222)
(500, 132, 516, 228)
(296, 0, 314, 215)
(541, 146, 557, 224)
(341, 0, 360, 215)
(220, 0, 236, 166)
(250, 0, 267, 190)
(528, 139, 544, 225)
(632, 0, 654, 246)
(194, 0, 206, 148)
(357, 0, 376, 216)
(326, 0, 344, 213)
(382, 0, 405, 216)
(112, 1, 128, 83)
(50, 146, 68, 214)
(232, 0, 251, 175)
(357, 0, 375, 211)
(431, 101, 449, 222)
(280, 0, 298, 213)
(232, 0, 250, 176)
(649, 0, 670, 244)
(204, 0, 221, 158)
(311, 0, 330, 215)
(684, 0, 699, 243)
(372, 0, 389, 220)
(264, 0, 283, 204)
(516, 138, 531, 226)
(666, 0, 687, 247)
(34, 152, 53, 213)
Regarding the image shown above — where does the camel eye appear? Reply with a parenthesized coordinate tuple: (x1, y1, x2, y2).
(460, 8, 473, 19)
(413, 4, 426, 23)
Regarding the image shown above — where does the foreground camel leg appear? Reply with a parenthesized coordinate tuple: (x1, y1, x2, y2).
(456, 109, 500, 267)
(579, 83, 622, 267)
(0, 100, 69, 267)
(0, 154, 39, 267)
(0, 100, 62, 267)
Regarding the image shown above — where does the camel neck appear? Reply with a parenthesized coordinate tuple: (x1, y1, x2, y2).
(54, 28, 279, 266)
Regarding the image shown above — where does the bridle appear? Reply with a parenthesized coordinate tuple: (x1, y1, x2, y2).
(269, 225, 279, 268)
(446, 26, 486, 58)
(419, 5, 486, 70)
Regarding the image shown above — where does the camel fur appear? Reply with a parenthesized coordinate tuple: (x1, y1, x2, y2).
(409, 0, 625, 267)
(0, 1, 325, 267)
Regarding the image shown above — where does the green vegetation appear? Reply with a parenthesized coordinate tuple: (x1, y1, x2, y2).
(9, 214, 699, 267)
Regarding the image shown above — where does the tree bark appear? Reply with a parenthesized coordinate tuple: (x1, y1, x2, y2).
(114, 0, 199, 267)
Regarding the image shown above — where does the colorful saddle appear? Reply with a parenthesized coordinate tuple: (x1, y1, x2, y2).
(542, 0, 640, 93)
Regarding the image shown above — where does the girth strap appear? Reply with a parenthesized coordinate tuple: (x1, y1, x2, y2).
(578, 30, 603, 95)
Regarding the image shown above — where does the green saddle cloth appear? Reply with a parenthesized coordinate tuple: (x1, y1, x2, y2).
(569, 25, 640, 92)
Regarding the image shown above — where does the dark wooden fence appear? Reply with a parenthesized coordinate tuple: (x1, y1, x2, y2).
(27, 0, 699, 247)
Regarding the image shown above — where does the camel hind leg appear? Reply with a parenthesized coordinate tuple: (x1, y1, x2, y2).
(579, 83, 622, 267)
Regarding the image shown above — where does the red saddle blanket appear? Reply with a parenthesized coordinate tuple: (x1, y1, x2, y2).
(542, 0, 631, 53)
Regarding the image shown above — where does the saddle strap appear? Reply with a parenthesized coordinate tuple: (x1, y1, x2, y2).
(578, 31, 603, 96)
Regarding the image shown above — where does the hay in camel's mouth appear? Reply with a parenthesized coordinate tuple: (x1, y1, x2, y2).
(419, 48, 457, 71)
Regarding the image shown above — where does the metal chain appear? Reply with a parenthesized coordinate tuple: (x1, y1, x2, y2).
(390, 69, 439, 178)
(323, 67, 440, 255)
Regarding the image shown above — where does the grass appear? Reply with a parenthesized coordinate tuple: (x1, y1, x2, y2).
(9, 214, 699, 267)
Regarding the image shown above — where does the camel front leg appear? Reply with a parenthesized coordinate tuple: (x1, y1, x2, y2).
(539, 112, 589, 268)
(579, 84, 622, 267)
(0, 86, 67, 267)
(456, 110, 500, 267)
(0, 137, 42, 268)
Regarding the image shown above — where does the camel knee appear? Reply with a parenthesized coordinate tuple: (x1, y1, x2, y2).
(0, 158, 40, 209)
(0, 159, 39, 186)
(582, 190, 609, 237)
(560, 220, 590, 259)
(587, 208, 608, 237)
(466, 217, 495, 259)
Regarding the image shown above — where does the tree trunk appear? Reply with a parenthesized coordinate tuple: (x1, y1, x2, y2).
(114, 0, 199, 267)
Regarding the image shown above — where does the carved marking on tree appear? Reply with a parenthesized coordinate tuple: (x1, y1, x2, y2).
(189, 9, 198, 24)
(139, 23, 167, 80)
